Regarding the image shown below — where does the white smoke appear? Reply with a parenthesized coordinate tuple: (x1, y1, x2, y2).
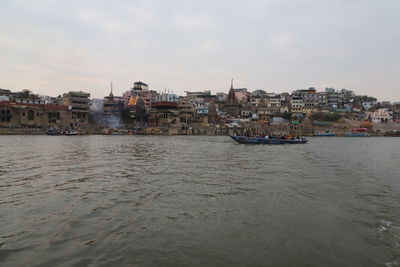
(104, 114, 121, 129)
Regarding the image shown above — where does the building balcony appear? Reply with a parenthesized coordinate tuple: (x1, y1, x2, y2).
(68, 92, 90, 98)
(69, 96, 89, 103)
(71, 107, 89, 113)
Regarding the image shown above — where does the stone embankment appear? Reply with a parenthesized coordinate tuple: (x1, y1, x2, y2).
(311, 119, 400, 136)
(1, 120, 399, 136)
(0, 128, 46, 135)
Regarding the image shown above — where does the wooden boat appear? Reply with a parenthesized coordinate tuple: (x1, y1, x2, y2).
(65, 130, 79, 136)
(345, 127, 369, 137)
(231, 136, 308, 144)
(383, 130, 400, 137)
(314, 131, 336, 136)
(46, 128, 61, 135)
(345, 132, 370, 137)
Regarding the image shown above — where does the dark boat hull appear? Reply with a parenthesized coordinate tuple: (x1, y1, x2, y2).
(65, 131, 79, 136)
(46, 131, 61, 136)
(383, 132, 400, 137)
(230, 136, 308, 144)
(344, 133, 369, 137)
(314, 133, 336, 136)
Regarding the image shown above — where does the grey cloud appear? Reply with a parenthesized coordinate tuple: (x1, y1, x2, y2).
(0, 0, 399, 100)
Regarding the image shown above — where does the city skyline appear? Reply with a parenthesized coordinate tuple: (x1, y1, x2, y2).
(1, 0, 399, 101)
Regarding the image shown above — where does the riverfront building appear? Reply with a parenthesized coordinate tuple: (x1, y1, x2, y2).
(2, 80, 398, 135)
(123, 81, 158, 111)
(63, 91, 90, 124)
(148, 101, 181, 134)
(0, 100, 71, 129)
(0, 89, 73, 129)
(222, 80, 241, 117)
(367, 108, 394, 123)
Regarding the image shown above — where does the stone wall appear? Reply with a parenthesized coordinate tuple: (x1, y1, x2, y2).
(0, 102, 71, 129)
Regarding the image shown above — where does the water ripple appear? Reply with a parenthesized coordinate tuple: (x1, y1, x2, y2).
(0, 136, 399, 266)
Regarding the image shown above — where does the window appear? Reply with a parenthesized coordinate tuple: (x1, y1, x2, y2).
(27, 110, 35, 121)
(6, 110, 11, 122)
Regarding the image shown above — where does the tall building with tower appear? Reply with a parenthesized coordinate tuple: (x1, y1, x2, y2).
(223, 79, 241, 117)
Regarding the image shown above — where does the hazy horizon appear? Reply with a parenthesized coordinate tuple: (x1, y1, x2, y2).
(1, 0, 399, 101)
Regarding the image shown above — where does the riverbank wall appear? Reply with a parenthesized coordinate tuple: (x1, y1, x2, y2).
(1, 120, 399, 136)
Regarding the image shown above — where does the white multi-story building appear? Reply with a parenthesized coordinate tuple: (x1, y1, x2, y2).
(367, 108, 393, 123)
(158, 92, 179, 102)
(267, 96, 281, 108)
(186, 91, 211, 99)
(216, 92, 227, 102)
(250, 96, 261, 107)
(291, 97, 305, 113)
(0, 89, 11, 102)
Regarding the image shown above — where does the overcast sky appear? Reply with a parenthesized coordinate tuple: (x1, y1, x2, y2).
(1, 0, 399, 100)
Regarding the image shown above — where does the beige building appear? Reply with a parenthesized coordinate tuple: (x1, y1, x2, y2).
(148, 102, 180, 127)
(177, 97, 195, 123)
(0, 101, 71, 128)
(63, 91, 90, 124)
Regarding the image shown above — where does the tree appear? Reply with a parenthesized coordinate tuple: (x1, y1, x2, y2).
(281, 111, 292, 121)
(310, 112, 341, 122)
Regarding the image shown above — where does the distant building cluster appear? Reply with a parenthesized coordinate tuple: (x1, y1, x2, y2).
(1, 82, 399, 134)
(0, 88, 90, 130)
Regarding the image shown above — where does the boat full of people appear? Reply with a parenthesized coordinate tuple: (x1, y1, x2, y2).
(231, 134, 308, 144)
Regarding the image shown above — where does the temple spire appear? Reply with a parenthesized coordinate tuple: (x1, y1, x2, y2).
(109, 82, 114, 97)
(228, 78, 237, 104)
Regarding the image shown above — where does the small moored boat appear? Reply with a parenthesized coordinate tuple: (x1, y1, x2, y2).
(345, 128, 370, 137)
(65, 130, 79, 136)
(314, 130, 336, 136)
(383, 130, 400, 137)
(46, 128, 61, 135)
(231, 136, 308, 144)
(345, 132, 370, 137)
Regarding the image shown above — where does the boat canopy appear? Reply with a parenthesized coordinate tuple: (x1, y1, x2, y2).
(351, 128, 368, 132)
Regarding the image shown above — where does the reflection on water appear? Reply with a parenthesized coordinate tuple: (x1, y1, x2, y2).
(0, 136, 400, 266)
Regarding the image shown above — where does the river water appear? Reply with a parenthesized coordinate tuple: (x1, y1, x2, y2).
(0, 136, 399, 266)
